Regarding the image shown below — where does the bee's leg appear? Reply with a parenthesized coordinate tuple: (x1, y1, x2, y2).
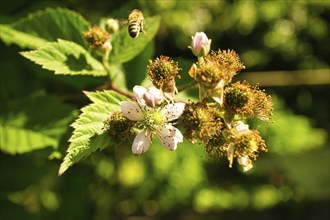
(141, 21, 148, 37)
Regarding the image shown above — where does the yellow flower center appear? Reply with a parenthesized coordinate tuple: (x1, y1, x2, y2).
(144, 109, 165, 131)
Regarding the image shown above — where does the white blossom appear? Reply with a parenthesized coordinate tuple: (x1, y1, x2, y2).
(120, 86, 185, 155)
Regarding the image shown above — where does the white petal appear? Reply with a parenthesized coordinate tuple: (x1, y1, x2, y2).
(133, 85, 147, 106)
(211, 95, 223, 105)
(148, 87, 163, 99)
(144, 87, 164, 107)
(211, 80, 224, 105)
(164, 92, 175, 103)
(120, 101, 144, 121)
(132, 129, 151, 155)
(227, 143, 235, 168)
(234, 121, 249, 132)
(214, 79, 224, 90)
(161, 103, 185, 122)
(156, 125, 183, 151)
(237, 156, 253, 172)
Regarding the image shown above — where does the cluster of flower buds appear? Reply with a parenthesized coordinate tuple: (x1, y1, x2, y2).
(185, 32, 273, 171)
(188, 33, 245, 105)
(103, 31, 273, 172)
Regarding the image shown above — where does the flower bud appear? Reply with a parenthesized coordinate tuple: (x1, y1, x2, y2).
(104, 111, 135, 143)
(100, 41, 112, 52)
(189, 32, 211, 57)
(84, 26, 110, 49)
(224, 81, 273, 122)
(105, 18, 119, 33)
(223, 81, 253, 117)
(143, 87, 164, 107)
(147, 56, 180, 98)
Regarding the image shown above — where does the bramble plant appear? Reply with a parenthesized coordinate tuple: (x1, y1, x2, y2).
(0, 8, 273, 176)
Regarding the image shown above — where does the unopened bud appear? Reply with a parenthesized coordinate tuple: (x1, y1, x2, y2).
(100, 41, 112, 52)
(143, 87, 164, 107)
(106, 18, 119, 33)
(189, 32, 211, 57)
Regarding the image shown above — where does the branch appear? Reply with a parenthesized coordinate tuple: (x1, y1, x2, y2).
(178, 80, 198, 92)
(110, 83, 135, 99)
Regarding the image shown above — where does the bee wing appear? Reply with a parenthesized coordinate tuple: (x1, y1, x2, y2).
(119, 19, 128, 28)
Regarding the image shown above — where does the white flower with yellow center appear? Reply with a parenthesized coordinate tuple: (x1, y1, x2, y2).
(120, 86, 185, 155)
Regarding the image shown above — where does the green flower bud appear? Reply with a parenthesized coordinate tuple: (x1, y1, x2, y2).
(104, 111, 135, 143)
(84, 26, 110, 49)
(147, 56, 180, 99)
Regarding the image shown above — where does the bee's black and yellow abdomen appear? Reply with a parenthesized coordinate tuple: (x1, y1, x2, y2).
(128, 21, 140, 38)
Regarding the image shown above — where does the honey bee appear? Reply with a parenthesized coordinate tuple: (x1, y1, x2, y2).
(127, 9, 146, 38)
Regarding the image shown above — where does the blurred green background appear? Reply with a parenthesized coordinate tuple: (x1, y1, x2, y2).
(0, 0, 329, 219)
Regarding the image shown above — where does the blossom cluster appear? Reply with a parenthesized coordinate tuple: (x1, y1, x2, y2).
(104, 31, 273, 172)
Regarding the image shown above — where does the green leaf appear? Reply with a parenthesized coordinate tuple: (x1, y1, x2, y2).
(0, 93, 77, 155)
(124, 41, 154, 88)
(0, 125, 58, 154)
(0, 25, 49, 49)
(109, 16, 160, 64)
(58, 90, 128, 176)
(21, 39, 106, 76)
(0, 7, 90, 49)
(110, 64, 128, 89)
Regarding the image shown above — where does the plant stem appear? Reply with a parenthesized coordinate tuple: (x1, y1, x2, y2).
(110, 83, 135, 99)
(99, 46, 134, 99)
(102, 45, 112, 81)
(178, 80, 198, 92)
(94, 82, 134, 99)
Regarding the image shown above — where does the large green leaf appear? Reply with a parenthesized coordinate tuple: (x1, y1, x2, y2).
(124, 41, 154, 88)
(0, 125, 58, 154)
(21, 39, 106, 76)
(0, 7, 90, 49)
(0, 25, 49, 49)
(109, 64, 127, 89)
(109, 16, 160, 64)
(58, 90, 128, 176)
(0, 93, 77, 154)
